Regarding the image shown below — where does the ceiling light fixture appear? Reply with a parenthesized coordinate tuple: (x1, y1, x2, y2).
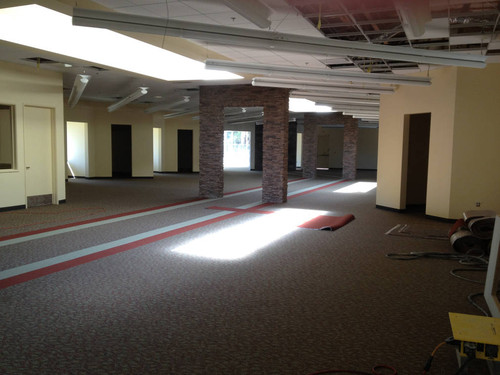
(254, 77, 395, 93)
(68, 74, 90, 108)
(72, 8, 486, 68)
(163, 109, 198, 119)
(343, 111, 380, 117)
(296, 95, 380, 106)
(1, 5, 240, 82)
(108, 87, 148, 112)
(291, 90, 381, 99)
(145, 96, 192, 114)
(321, 104, 379, 112)
(204, 61, 433, 86)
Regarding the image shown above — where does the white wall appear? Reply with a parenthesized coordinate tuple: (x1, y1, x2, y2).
(65, 101, 154, 177)
(0, 61, 65, 210)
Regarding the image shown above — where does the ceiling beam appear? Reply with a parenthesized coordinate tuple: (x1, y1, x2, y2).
(73, 8, 486, 68)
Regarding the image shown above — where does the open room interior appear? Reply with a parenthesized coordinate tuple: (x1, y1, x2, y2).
(1, 1, 500, 374)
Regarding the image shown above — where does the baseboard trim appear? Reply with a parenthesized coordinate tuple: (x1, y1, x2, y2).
(83, 176, 154, 179)
(375, 204, 404, 213)
(0, 204, 25, 212)
(425, 214, 456, 223)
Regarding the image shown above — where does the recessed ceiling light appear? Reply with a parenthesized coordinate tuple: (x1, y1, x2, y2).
(0, 5, 242, 82)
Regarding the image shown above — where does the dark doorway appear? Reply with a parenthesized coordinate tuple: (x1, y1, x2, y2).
(288, 121, 297, 171)
(254, 124, 263, 171)
(178, 129, 193, 173)
(111, 124, 132, 178)
(405, 113, 431, 209)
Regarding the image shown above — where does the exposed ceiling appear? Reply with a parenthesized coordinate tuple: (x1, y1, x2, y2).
(0, 0, 499, 123)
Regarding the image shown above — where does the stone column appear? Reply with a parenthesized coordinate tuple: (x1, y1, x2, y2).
(199, 87, 224, 198)
(263, 92, 289, 203)
(342, 116, 359, 180)
(302, 113, 318, 178)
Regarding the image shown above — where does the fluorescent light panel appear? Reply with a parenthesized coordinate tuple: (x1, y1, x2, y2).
(254, 77, 395, 93)
(145, 96, 192, 114)
(72, 8, 486, 68)
(291, 90, 381, 99)
(163, 109, 198, 119)
(289, 98, 332, 113)
(0, 5, 240, 82)
(211, 60, 432, 86)
(301, 96, 380, 106)
(68, 74, 90, 108)
(327, 105, 379, 112)
(343, 111, 379, 117)
(108, 87, 148, 112)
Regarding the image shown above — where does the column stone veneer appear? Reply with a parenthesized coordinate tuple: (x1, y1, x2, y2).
(302, 113, 359, 180)
(199, 85, 290, 203)
(342, 116, 359, 180)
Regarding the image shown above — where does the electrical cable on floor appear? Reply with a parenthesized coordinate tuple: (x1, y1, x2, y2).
(467, 292, 490, 316)
(386, 249, 491, 314)
(385, 250, 486, 263)
(422, 340, 447, 374)
(307, 364, 397, 375)
(449, 267, 486, 284)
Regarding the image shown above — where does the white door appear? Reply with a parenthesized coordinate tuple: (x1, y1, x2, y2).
(24, 106, 53, 202)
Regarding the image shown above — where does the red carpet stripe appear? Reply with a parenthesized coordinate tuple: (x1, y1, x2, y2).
(0, 179, 348, 289)
(206, 206, 274, 214)
(0, 211, 242, 289)
(287, 179, 349, 199)
(0, 198, 204, 242)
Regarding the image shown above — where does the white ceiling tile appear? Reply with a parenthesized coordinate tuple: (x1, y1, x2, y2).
(270, 14, 322, 37)
(162, 2, 202, 17)
(449, 35, 488, 45)
(488, 41, 500, 50)
(174, 14, 219, 24)
(181, 0, 229, 14)
(92, 0, 136, 9)
(128, 0, 165, 5)
(205, 12, 262, 28)
(230, 47, 278, 58)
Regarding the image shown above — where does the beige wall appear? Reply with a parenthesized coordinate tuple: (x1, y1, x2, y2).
(377, 67, 458, 217)
(315, 126, 378, 170)
(0, 61, 65, 209)
(450, 64, 500, 216)
(357, 127, 378, 170)
(377, 64, 500, 219)
(65, 101, 154, 177)
(161, 113, 200, 172)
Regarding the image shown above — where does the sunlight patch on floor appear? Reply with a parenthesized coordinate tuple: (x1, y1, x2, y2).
(171, 208, 326, 261)
(334, 182, 377, 194)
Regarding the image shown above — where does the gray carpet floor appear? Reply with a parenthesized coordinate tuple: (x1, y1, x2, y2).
(0, 169, 492, 374)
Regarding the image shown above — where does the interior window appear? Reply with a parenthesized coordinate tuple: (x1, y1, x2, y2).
(0, 104, 14, 169)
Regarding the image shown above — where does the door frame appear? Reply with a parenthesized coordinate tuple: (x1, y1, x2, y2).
(23, 105, 56, 207)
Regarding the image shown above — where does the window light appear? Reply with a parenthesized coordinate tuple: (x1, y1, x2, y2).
(0, 5, 242, 82)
